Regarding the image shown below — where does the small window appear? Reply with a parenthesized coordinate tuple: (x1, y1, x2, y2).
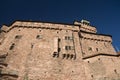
(96, 48, 98, 51)
(9, 43, 15, 50)
(36, 35, 42, 39)
(65, 46, 74, 50)
(68, 46, 71, 50)
(70, 54, 74, 59)
(53, 52, 59, 58)
(58, 38, 61, 42)
(62, 54, 66, 59)
(114, 69, 117, 74)
(67, 54, 70, 59)
(65, 36, 68, 40)
(68, 36, 70, 40)
(65, 36, 73, 40)
(39, 30, 41, 32)
(58, 48, 61, 52)
(88, 47, 92, 51)
(15, 35, 22, 39)
(31, 43, 34, 49)
(65, 46, 69, 50)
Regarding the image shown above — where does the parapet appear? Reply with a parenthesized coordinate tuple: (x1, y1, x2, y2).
(4, 21, 80, 32)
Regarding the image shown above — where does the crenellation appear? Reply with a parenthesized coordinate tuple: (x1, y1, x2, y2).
(0, 19, 119, 80)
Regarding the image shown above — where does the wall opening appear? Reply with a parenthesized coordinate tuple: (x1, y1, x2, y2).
(67, 54, 70, 59)
(36, 35, 42, 39)
(114, 69, 117, 74)
(96, 48, 98, 52)
(9, 43, 15, 50)
(62, 54, 66, 59)
(91, 75, 93, 78)
(15, 35, 22, 39)
(53, 52, 59, 58)
(88, 47, 92, 51)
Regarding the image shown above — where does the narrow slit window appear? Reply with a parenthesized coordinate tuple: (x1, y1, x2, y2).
(9, 43, 15, 50)
(96, 48, 98, 51)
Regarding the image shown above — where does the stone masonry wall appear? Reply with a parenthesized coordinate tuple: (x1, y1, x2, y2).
(0, 20, 119, 80)
(0, 23, 86, 80)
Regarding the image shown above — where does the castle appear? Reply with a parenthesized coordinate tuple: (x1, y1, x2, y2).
(0, 20, 120, 80)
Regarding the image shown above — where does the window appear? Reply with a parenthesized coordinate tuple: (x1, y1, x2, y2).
(96, 48, 98, 51)
(36, 35, 42, 39)
(31, 43, 34, 49)
(65, 46, 69, 50)
(67, 54, 70, 59)
(53, 52, 59, 58)
(88, 47, 92, 51)
(114, 69, 117, 74)
(39, 30, 41, 32)
(62, 54, 66, 59)
(58, 48, 61, 52)
(15, 35, 22, 39)
(65, 46, 74, 50)
(68, 36, 70, 40)
(65, 36, 68, 40)
(58, 38, 61, 42)
(65, 36, 73, 40)
(9, 43, 15, 50)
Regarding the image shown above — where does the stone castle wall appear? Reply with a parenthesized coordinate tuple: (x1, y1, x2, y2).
(0, 20, 120, 80)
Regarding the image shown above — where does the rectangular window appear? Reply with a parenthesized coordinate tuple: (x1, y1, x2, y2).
(65, 36, 68, 40)
(65, 46, 69, 50)
(96, 48, 98, 51)
(65, 46, 74, 50)
(65, 36, 73, 40)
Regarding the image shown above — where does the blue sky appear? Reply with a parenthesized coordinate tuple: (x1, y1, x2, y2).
(0, 0, 120, 51)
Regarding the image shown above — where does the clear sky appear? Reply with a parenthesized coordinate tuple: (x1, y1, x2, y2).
(0, 0, 120, 51)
